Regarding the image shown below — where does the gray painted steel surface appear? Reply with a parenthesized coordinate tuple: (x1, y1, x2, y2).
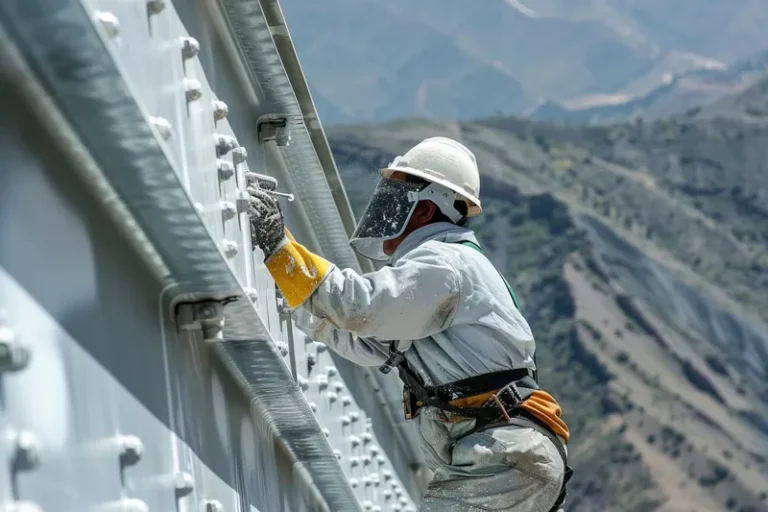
(0, 0, 420, 510)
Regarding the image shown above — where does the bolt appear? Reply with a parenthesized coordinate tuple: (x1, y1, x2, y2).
(212, 101, 229, 121)
(220, 201, 237, 221)
(341, 415, 350, 426)
(231, 147, 248, 164)
(204, 500, 224, 512)
(383, 490, 392, 500)
(174, 472, 194, 498)
(327, 392, 337, 403)
(362, 501, 373, 511)
(0, 325, 30, 373)
(362, 455, 371, 466)
(364, 477, 372, 487)
(235, 192, 250, 215)
(117, 435, 143, 467)
(322, 428, 330, 438)
(349, 412, 360, 423)
(308, 402, 317, 412)
(95, 12, 120, 38)
(341, 395, 351, 406)
(333, 449, 342, 460)
(12, 430, 41, 472)
(217, 160, 235, 181)
(399, 498, 407, 506)
(276, 342, 289, 357)
(185, 79, 202, 102)
(146, 0, 165, 15)
(326, 366, 337, 377)
(297, 376, 309, 391)
(332, 382, 344, 393)
(149, 116, 172, 140)
(370, 445, 380, 456)
(180, 37, 200, 60)
(362, 432, 373, 443)
(383, 470, 392, 481)
(221, 240, 238, 258)
(350, 436, 361, 447)
(317, 375, 328, 390)
(214, 134, 238, 156)
(377, 455, 386, 465)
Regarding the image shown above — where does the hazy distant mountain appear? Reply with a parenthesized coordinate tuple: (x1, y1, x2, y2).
(326, 79, 768, 511)
(281, 0, 768, 123)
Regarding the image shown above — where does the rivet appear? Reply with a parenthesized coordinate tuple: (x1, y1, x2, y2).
(370, 445, 380, 456)
(377, 455, 386, 465)
(95, 12, 120, 38)
(333, 382, 344, 393)
(232, 147, 248, 164)
(180, 37, 200, 60)
(146, 0, 166, 15)
(326, 366, 337, 377)
(322, 428, 330, 437)
(362, 432, 373, 443)
(117, 435, 143, 467)
(298, 376, 310, 391)
(12, 430, 41, 471)
(308, 402, 317, 412)
(362, 501, 373, 511)
(333, 449, 342, 460)
(383, 490, 392, 499)
(234, 191, 250, 214)
(212, 100, 229, 121)
(395, 489, 403, 498)
(363, 477, 372, 487)
(317, 375, 328, 390)
(341, 395, 352, 406)
(350, 436, 361, 447)
(349, 412, 360, 423)
(220, 201, 237, 221)
(327, 392, 338, 403)
(399, 497, 408, 506)
(174, 472, 194, 497)
(362, 455, 371, 466)
(214, 134, 238, 156)
(204, 500, 224, 512)
(0, 325, 30, 373)
(149, 116, 172, 140)
(350, 456, 360, 467)
(221, 240, 238, 258)
(341, 415, 351, 426)
(349, 478, 358, 488)
(217, 160, 235, 181)
(383, 470, 392, 481)
(276, 342, 289, 357)
(185, 79, 203, 102)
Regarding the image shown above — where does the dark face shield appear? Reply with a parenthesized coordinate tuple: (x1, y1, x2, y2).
(350, 178, 423, 261)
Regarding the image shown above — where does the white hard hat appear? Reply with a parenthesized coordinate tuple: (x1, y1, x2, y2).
(381, 137, 482, 217)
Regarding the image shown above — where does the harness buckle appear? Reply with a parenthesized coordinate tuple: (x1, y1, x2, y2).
(378, 341, 406, 374)
(489, 381, 525, 423)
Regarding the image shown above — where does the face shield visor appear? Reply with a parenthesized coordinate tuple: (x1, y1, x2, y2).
(350, 177, 424, 261)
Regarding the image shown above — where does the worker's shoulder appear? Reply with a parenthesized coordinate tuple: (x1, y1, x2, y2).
(403, 239, 475, 267)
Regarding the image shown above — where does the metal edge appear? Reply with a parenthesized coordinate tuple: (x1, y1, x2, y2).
(0, 2, 361, 510)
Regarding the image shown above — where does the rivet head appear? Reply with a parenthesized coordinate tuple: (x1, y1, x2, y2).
(383, 490, 392, 499)
(377, 455, 386, 465)
(362, 455, 372, 466)
(0, 325, 30, 373)
(317, 375, 329, 390)
(204, 500, 224, 512)
(349, 478, 359, 488)
(220, 201, 237, 220)
(308, 402, 317, 412)
(149, 116, 172, 140)
(232, 147, 248, 164)
(174, 472, 194, 496)
(341, 395, 352, 406)
(147, 0, 166, 15)
(341, 415, 351, 426)
(362, 432, 373, 443)
(326, 366, 337, 377)
(95, 11, 120, 38)
(370, 444, 380, 456)
(327, 392, 338, 403)
(117, 435, 143, 467)
(350, 436, 361, 447)
(349, 412, 360, 423)
(212, 100, 229, 121)
(217, 160, 235, 181)
(185, 79, 203, 102)
(298, 376, 310, 391)
(221, 240, 238, 258)
(322, 428, 330, 437)
(276, 342, 289, 357)
(13, 430, 41, 471)
(333, 449, 342, 460)
(333, 382, 344, 393)
(181, 37, 200, 59)
(214, 134, 238, 156)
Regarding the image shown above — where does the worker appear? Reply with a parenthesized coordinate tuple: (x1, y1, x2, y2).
(247, 136, 572, 511)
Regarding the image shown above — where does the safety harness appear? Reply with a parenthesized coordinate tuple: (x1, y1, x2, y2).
(378, 240, 572, 511)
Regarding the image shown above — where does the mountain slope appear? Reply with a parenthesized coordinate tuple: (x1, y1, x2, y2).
(326, 82, 768, 510)
(281, 0, 768, 123)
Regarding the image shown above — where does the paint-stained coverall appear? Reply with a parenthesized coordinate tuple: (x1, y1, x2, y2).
(275, 221, 569, 511)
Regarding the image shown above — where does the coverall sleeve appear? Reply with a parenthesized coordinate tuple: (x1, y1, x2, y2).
(294, 307, 394, 366)
(304, 246, 461, 340)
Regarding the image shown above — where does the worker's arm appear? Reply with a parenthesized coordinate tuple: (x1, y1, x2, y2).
(248, 187, 460, 340)
(293, 307, 394, 366)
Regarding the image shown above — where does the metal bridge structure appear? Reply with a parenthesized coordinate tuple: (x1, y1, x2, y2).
(0, 0, 425, 510)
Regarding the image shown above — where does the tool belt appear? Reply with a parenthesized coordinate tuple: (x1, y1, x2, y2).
(379, 343, 572, 511)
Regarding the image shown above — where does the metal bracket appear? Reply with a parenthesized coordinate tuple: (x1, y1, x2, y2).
(257, 117, 290, 147)
(176, 301, 225, 342)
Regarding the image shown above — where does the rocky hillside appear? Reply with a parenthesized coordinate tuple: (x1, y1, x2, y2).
(281, 0, 768, 123)
(327, 80, 768, 511)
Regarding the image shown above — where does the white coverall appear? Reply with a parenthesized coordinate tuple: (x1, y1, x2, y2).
(295, 222, 566, 511)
